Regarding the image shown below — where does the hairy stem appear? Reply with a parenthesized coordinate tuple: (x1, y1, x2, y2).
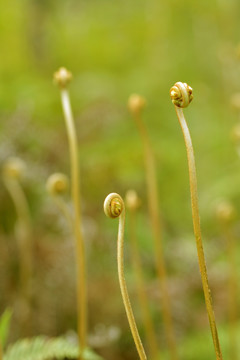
(175, 106, 223, 360)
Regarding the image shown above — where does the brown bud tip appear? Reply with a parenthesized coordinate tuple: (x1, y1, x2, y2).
(53, 67, 72, 88)
(46, 173, 69, 196)
(3, 157, 26, 180)
(128, 94, 146, 115)
(215, 201, 235, 224)
(170, 82, 193, 108)
(125, 190, 141, 211)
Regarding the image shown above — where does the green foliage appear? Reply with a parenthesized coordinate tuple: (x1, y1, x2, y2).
(0, 309, 12, 349)
(4, 336, 104, 360)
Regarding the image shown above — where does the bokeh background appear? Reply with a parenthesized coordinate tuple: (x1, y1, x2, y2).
(1, 0, 240, 359)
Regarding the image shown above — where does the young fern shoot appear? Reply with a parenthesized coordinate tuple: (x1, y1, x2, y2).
(170, 82, 223, 360)
(104, 193, 147, 360)
(46, 173, 73, 227)
(2, 158, 32, 312)
(216, 201, 237, 360)
(126, 190, 159, 360)
(128, 94, 177, 360)
(54, 68, 87, 355)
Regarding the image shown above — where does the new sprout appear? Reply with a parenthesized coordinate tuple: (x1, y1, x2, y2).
(54, 67, 87, 355)
(104, 193, 147, 360)
(170, 82, 223, 360)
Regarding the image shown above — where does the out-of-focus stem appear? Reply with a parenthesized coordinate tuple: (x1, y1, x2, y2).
(4, 177, 32, 301)
(130, 98, 177, 360)
(59, 84, 87, 355)
(128, 204, 159, 359)
(53, 195, 73, 228)
(224, 225, 238, 360)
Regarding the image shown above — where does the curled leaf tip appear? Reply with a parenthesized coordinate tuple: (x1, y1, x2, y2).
(170, 82, 193, 108)
(53, 67, 72, 88)
(3, 157, 26, 180)
(128, 94, 146, 115)
(104, 193, 124, 219)
(46, 173, 69, 196)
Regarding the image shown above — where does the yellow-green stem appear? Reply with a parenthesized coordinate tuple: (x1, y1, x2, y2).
(60, 88, 87, 354)
(128, 207, 159, 360)
(118, 206, 147, 360)
(0, 341, 3, 360)
(53, 195, 73, 229)
(222, 225, 237, 360)
(133, 112, 177, 360)
(175, 106, 223, 360)
(4, 178, 32, 300)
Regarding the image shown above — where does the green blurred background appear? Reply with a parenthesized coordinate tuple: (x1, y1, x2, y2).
(1, 0, 240, 359)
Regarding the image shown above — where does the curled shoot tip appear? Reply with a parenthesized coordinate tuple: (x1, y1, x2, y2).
(46, 173, 69, 196)
(2, 157, 26, 180)
(53, 67, 72, 88)
(104, 193, 124, 219)
(170, 82, 193, 108)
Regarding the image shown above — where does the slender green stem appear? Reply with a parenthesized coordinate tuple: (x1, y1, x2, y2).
(174, 105, 223, 360)
(104, 193, 147, 360)
(4, 177, 32, 300)
(53, 195, 73, 229)
(60, 87, 87, 353)
(222, 224, 237, 360)
(128, 207, 159, 360)
(132, 109, 177, 360)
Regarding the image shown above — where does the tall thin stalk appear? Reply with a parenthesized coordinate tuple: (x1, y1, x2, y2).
(3, 158, 32, 304)
(170, 82, 223, 360)
(216, 201, 237, 360)
(104, 193, 147, 360)
(128, 94, 177, 360)
(54, 68, 87, 355)
(126, 190, 159, 359)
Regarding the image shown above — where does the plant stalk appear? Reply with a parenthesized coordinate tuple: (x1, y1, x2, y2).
(60, 88, 87, 355)
(118, 206, 147, 360)
(133, 112, 177, 360)
(128, 207, 159, 359)
(175, 105, 223, 360)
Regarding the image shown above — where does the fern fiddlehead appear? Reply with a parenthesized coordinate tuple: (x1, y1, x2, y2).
(104, 193, 147, 360)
